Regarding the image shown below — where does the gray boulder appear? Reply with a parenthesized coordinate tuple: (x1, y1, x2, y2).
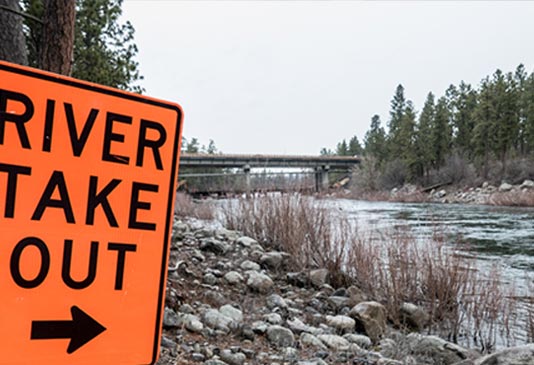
(246, 271, 274, 293)
(455, 344, 534, 365)
(408, 333, 473, 365)
(317, 334, 350, 350)
(260, 251, 289, 270)
(349, 301, 387, 343)
(236, 236, 257, 247)
(499, 182, 513, 192)
(219, 304, 243, 323)
(266, 325, 295, 347)
(309, 268, 330, 287)
(300, 333, 328, 350)
(224, 271, 244, 285)
(240, 260, 260, 271)
(399, 302, 429, 331)
(202, 309, 234, 332)
(200, 238, 229, 255)
(326, 315, 356, 334)
(220, 349, 246, 365)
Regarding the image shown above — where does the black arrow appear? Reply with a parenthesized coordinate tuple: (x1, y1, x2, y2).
(31, 306, 106, 354)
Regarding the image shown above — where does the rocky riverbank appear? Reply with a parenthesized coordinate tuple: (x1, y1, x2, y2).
(156, 218, 534, 365)
(389, 179, 534, 206)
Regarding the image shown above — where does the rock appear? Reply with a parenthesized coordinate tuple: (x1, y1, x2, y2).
(263, 313, 283, 325)
(309, 268, 330, 287)
(251, 320, 269, 334)
(199, 237, 229, 255)
(240, 260, 260, 271)
(465, 343, 534, 365)
(499, 182, 513, 192)
(343, 333, 372, 348)
(266, 325, 295, 347)
(326, 315, 356, 334)
(349, 301, 387, 343)
(191, 352, 205, 361)
(182, 314, 204, 333)
(287, 317, 315, 335)
(266, 294, 288, 309)
(160, 335, 176, 349)
(399, 302, 429, 331)
(236, 236, 257, 247)
(347, 285, 367, 305)
(435, 189, 447, 198)
(204, 360, 228, 365)
(203, 273, 218, 285)
(178, 303, 195, 314)
(407, 334, 473, 365)
(297, 360, 329, 365)
(163, 307, 180, 328)
(219, 304, 243, 323)
(327, 296, 351, 311)
(202, 309, 234, 332)
(521, 180, 534, 189)
(260, 251, 288, 270)
(287, 271, 309, 287)
(379, 338, 398, 359)
(246, 271, 274, 293)
(300, 333, 328, 350)
(282, 347, 299, 361)
(224, 271, 244, 285)
(220, 349, 246, 365)
(317, 334, 350, 350)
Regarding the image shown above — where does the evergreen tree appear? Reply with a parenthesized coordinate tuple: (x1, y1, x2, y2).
(490, 70, 519, 172)
(415, 92, 435, 178)
(0, 0, 28, 65)
(451, 81, 478, 156)
(431, 97, 452, 170)
(472, 77, 495, 177)
(23, 0, 143, 92)
(364, 114, 387, 163)
(348, 135, 363, 156)
(320, 148, 334, 156)
(522, 72, 534, 154)
(185, 137, 200, 153)
(387, 84, 407, 158)
(336, 140, 349, 156)
(397, 101, 418, 178)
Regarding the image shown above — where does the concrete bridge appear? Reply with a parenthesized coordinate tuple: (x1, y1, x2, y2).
(178, 153, 361, 193)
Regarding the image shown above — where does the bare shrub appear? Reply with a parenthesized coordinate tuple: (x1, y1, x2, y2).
(174, 192, 215, 220)
(221, 193, 518, 349)
(351, 156, 383, 193)
(488, 190, 534, 207)
(436, 152, 477, 186)
(379, 159, 408, 190)
(345, 227, 517, 350)
(220, 193, 350, 286)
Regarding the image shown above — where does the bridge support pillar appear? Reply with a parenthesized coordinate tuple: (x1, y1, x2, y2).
(315, 165, 330, 192)
(243, 164, 251, 195)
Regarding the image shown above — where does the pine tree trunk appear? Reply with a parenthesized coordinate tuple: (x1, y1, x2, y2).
(0, 0, 28, 65)
(40, 0, 75, 76)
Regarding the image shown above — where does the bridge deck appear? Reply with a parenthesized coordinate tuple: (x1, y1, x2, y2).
(179, 153, 361, 169)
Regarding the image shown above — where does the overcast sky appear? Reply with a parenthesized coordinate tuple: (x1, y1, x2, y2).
(123, 1, 534, 155)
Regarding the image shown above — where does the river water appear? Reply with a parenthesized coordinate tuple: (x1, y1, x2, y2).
(331, 199, 534, 278)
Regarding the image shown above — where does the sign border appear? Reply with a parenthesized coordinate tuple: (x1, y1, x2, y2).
(0, 61, 183, 365)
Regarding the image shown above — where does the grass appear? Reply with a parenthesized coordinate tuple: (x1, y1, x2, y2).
(219, 193, 523, 351)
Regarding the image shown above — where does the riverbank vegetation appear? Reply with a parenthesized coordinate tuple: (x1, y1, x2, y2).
(219, 193, 532, 351)
(325, 64, 534, 193)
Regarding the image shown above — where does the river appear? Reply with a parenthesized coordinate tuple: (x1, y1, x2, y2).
(332, 199, 534, 275)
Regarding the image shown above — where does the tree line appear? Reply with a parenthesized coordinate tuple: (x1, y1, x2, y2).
(325, 64, 534, 188)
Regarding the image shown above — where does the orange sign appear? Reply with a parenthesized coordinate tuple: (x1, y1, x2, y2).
(0, 61, 183, 364)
